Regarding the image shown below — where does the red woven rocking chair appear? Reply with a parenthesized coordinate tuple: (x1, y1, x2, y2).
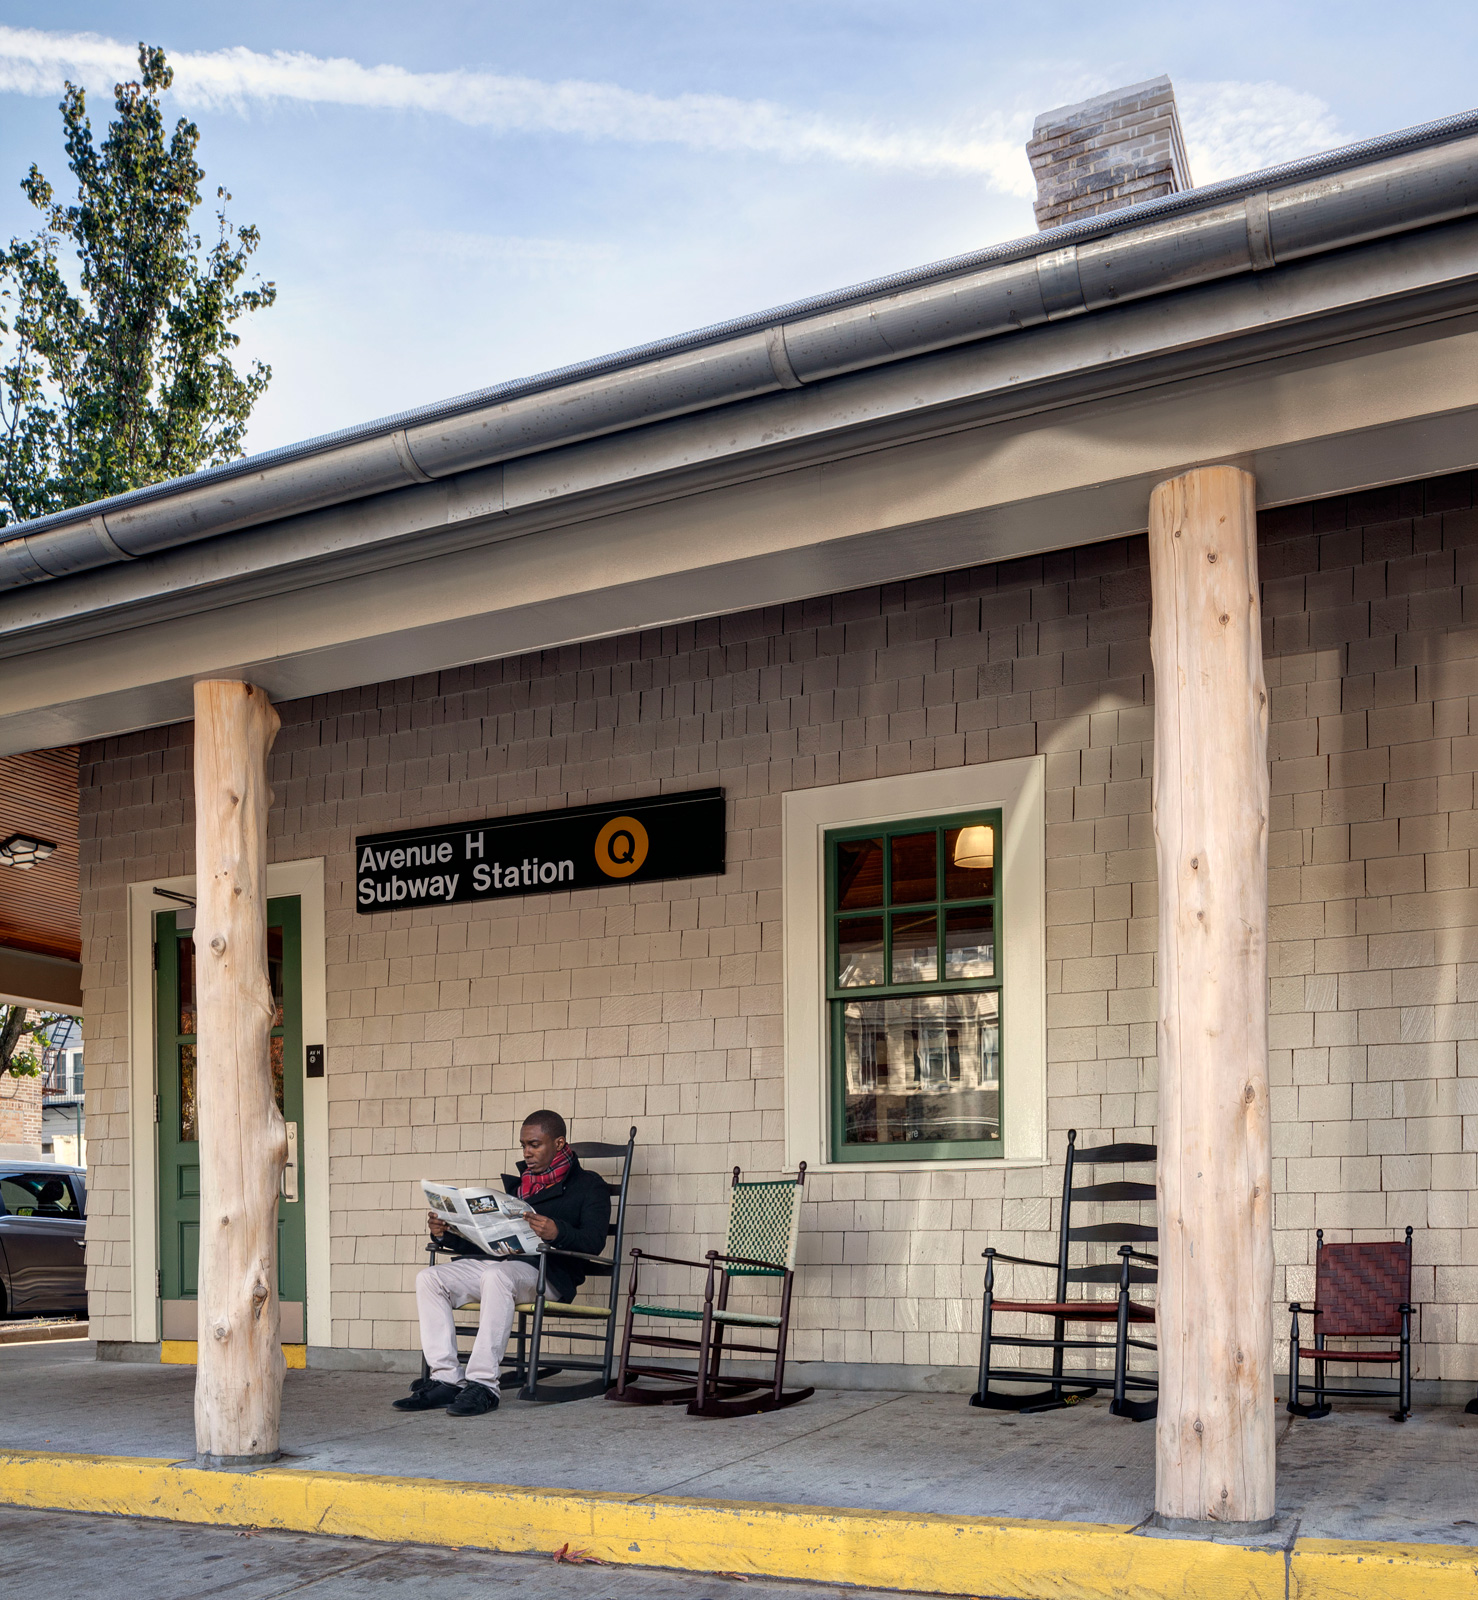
(1287, 1226, 1414, 1421)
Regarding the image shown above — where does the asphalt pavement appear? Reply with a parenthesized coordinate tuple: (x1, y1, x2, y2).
(0, 1505, 943, 1600)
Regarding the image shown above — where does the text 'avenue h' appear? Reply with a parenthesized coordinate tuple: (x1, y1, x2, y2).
(354, 788, 725, 913)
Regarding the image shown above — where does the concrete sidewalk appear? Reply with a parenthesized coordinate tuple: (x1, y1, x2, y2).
(3, 1341, 1477, 1597)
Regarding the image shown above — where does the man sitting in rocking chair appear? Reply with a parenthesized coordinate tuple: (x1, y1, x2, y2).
(392, 1109, 611, 1417)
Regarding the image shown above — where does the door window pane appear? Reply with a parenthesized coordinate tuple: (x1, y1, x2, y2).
(836, 916, 884, 987)
(179, 1044, 197, 1142)
(271, 1035, 285, 1114)
(840, 992, 1000, 1146)
(269, 925, 285, 1027)
(944, 905, 995, 978)
(890, 911, 938, 984)
(178, 935, 196, 1035)
(890, 832, 936, 905)
(835, 837, 884, 910)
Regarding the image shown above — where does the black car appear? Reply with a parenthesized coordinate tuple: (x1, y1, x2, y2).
(0, 1162, 86, 1317)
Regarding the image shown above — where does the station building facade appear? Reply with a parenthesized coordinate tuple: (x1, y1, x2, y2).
(2, 84, 1477, 1397)
(75, 467, 1478, 1383)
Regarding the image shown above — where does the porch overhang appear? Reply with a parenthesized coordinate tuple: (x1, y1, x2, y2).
(0, 947, 82, 1013)
(0, 116, 1476, 754)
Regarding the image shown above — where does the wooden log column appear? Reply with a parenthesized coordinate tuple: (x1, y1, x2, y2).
(192, 679, 284, 1466)
(1148, 466, 1275, 1527)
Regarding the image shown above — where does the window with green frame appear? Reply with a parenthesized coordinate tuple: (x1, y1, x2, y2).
(827, 810, 1002, 1161)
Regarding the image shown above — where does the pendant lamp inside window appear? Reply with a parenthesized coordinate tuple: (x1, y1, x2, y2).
(952, 825, 994, 870)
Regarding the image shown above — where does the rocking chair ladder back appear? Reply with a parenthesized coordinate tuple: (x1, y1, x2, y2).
(1287, 1225, 1414, 1421)
(424, 1126, 638, 1403)
(972, 1128, 1159, 1419)
(609, 1163, 812, 1418)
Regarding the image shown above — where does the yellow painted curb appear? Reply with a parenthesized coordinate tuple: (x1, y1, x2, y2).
(1290, 1538, 1478, 1600)
(0, 1450, 1280, 1599)
(0, 1450, 1465, 1599)
(161, 1341, 306, 1369)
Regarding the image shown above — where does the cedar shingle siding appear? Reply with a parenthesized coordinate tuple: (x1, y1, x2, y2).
(78, 469, 1478, 1382)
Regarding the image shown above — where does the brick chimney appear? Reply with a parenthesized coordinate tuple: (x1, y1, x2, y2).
(1026, 76, 1193, 231)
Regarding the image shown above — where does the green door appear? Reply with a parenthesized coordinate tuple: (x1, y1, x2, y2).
(156, 897, 306, 1341)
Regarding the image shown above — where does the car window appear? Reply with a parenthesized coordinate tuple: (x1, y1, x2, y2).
(0, 1174, 80, 1217)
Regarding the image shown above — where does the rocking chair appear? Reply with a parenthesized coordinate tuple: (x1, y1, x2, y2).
(1287, 1226, 1414, 1421)
(608, 1163, 812, 1418)
(971, 1128, 1159, 1419)
(423, 1127, 637, 1402)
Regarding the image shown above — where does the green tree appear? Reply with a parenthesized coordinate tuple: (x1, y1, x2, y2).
(0, 43, 275, 526)
(0, 1004, 71, 1077)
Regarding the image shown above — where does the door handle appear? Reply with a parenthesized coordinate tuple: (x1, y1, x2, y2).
(281, 1120, 299, 1203)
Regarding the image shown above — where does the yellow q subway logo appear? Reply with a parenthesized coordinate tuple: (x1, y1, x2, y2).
(595, 815, 649, 878)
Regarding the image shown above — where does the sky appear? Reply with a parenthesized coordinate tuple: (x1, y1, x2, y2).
(1, 2, 1474, 455)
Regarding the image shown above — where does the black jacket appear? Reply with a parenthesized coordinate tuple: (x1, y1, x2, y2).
(435, 1152, 611, 1304)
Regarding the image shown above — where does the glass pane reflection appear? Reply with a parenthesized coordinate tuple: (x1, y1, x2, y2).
(944, 905, 995, 978)
(944, 825, 995, 900)
(890, 832, 936, 905)
(840, 992, 999, 1146)
(835, 838, 884, 910)
(890, 911, 937, 984)
(836, 916, 884, 987)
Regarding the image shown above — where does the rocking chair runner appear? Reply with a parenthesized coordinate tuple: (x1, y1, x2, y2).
(608, 1163, 812, 1418)
(972, 1128, 1159, 1419)
(423, 1127, 637, 1403)
(1288, 1226, 1414, 1421)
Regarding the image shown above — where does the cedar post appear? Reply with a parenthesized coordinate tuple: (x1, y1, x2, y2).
(192, 679, 285, 1465)
(1148, 466, 1275, 1527)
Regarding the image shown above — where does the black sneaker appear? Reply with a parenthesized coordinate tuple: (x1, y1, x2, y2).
(392, 1378, 461, 1411)
(446, 1381, 499, 1417)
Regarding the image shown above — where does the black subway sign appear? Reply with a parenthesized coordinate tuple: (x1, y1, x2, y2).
(355, 788, 725, 913)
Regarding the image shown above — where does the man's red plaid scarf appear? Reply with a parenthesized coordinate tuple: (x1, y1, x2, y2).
(520, 1143, 573, 1199)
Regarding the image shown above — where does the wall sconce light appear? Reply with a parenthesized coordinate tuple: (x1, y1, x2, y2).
(0, 832, 58, 870)
(952, 825, 994, 870)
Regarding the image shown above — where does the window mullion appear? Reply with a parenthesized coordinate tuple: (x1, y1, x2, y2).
(936, 824, 946, 980)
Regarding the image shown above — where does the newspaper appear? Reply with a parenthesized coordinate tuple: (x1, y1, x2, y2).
(421, 1179, 543, 1256)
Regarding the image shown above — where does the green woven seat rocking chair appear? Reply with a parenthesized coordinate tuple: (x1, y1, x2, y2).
(607, 1164, 812, 1418)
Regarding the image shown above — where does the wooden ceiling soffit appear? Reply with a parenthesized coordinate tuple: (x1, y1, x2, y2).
(0, 745, 80, 961)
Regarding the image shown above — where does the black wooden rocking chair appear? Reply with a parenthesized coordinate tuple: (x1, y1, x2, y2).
(423, 1126, 637, 1402)
(971, 1128, 1159, 1419)
(607, 1163, 811, 1418)
(1287, 1226, 1414, 1421)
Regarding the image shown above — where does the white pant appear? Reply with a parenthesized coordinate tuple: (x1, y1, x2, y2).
(416, 1256, 542, 1393)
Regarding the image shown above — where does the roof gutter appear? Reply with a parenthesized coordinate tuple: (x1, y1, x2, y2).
(3, 106, 1477, 596)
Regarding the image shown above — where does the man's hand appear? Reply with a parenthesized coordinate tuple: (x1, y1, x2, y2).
(426, 1210, 448, 1239)
(527, 1212, 558, 1243)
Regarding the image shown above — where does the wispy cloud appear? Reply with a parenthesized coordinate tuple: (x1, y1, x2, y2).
(0, 25, 1036, 193)
(400, 230, 619, 280)
(1179, 80, 1355, 184)
(0, 28, 1363, 203)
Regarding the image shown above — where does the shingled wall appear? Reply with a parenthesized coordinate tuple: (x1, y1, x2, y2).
(75, 467, 1478, 1384)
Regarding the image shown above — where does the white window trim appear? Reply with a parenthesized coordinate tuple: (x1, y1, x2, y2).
(783, 756, 1047, 1172)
